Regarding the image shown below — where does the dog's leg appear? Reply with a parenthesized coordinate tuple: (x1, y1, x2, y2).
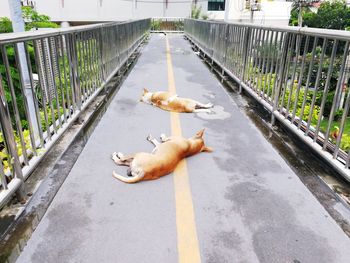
(112, 152, 134, 166)
(147, 134, 161, 147)
(195, 101, 214, 109)
(160, 133, 171, 143)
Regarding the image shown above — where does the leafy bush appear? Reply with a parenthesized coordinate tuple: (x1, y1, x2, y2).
(0, 17, 13, 33)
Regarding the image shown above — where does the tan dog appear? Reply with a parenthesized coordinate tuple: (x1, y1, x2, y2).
(111, 129, 212, 183)
(140, 88, 213, 113)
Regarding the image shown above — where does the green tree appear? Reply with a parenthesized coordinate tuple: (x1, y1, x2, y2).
(0, 6, 58, 33)
(0, 17, 13, 33)
(191, 5, 202, 19)
(289, 0, 350, 30)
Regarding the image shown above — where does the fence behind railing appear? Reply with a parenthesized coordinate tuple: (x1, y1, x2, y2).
(0, 19, 150, 208)
(185, 19, 350, 181)
(151, 17, 184, 32)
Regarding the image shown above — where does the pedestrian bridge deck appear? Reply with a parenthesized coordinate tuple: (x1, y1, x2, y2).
(17, 34, 350, 262)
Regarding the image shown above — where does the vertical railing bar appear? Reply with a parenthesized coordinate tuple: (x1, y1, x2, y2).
(306, 38, 327, 136)
(241, 27, 251, 90)
(256, 29, 265, 93)
(271, 31, 284, 100)
(334, 86, 350, 159)
(267, 31, 279, 101)
(314, 39, 338, 144)
(69, 33, 82, 110)
(245, 27, 255, 85)
(2, 45, 29, 165)
(54, 36, 67, 124)
(40, 38, 57, 134)
(0, 74, 26, 200)
(0, 159, 8, 190)
(271, 32, 291, 124)
(24, 42, 44, 150)
(298, 36, 318, 129)
(89, 30, 98, 90)
(262, 30, 274, 99)
(285, 34, 302, 116)
(48, 36, 63, 129)
(291, 35, 310, 124)
(95, 29, 103, 87)
(76, 33, 86, 103)
(33, 40, 51, 141)
(323, 41, 349, 151)
(279, 33, 296, 113)
(86, 32, 94, 94)
(259, 30, 270, 97)
(81, 33, 90, 97)
(60, 34, 73, 119)
(14, 43, 41, 158)
(251, 28, 261, 89)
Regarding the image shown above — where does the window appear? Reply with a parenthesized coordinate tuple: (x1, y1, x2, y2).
(208, 0, 225, 11)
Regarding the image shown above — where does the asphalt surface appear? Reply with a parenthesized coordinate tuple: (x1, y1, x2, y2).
(17, 34, 350, 263)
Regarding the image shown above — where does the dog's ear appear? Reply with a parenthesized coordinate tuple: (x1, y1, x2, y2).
(201, 146, 213, 152)
(195, 128, 205, 138)
(143, 88, 149, 94)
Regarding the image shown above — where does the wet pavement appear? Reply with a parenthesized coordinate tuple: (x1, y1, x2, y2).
(16, 34, 350, 263)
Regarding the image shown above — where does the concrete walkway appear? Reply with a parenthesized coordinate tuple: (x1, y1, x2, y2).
(17, 34, 350, 263)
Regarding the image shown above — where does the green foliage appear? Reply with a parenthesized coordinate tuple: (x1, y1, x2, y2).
(319, 117, 350, 151)
(334, 109, 344, 121)
(151, 20, 161, 31)
(341, 133, 350, 151)
(0, 17, 13, 33)
(191, 5, 202, 19)
(0, 129, 33, 175)
(21, 6, 58, 30)
(282, 84, 321, 123)
(201, 14, 209, 20)
(0, 6, 58, 33)
(289, 0, 350, 30)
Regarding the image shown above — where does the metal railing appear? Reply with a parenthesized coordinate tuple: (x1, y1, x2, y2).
(0, 19, 150, 208)
(185, 19, 350, 181)
(151, 17, 184, 32)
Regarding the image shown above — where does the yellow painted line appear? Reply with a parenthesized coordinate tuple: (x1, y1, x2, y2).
(166, 36, 201, 263)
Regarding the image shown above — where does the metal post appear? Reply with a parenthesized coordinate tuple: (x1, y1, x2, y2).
(8, 0, 39, 139)
(298, 3, 303, 27)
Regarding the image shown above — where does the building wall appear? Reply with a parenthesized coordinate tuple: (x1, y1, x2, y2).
(207, 0, 293, 26)
(0, 0, 198, 23)
(0, 0, 291, 26)
(0, 1, 11, 18)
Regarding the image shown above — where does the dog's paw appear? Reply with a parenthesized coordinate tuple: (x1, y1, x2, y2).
(160, 133, 167, 142)
(116, 152, 124, 159)
(146, 134, 152, 141)
(112, 152, 118, 161)
(206, 103, 214, 108)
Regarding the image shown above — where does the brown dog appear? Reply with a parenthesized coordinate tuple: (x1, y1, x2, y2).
(111, 129, 212, 183)
(140, 88, 213, 113)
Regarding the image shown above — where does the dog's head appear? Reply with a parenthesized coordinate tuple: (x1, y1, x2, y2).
(191, 129, 213, 153)
(140, 88, 153, 104)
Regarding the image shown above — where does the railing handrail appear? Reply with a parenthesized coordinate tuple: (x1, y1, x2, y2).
(0, 19, 149, 44)
(185, 18, 350, 181)
(188, 18, 350, 41)
(0, 18, 151, 209)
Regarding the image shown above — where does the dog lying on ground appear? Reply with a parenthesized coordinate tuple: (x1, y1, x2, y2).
(111, 129, 212, 183)
(140, 88, 213, 113)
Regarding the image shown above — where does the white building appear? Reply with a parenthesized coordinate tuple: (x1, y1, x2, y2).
(208, 0, 293, 26)
(0, 0, 292, 26)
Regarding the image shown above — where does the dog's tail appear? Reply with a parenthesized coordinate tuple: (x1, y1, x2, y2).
(112, 170, 144, 184)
